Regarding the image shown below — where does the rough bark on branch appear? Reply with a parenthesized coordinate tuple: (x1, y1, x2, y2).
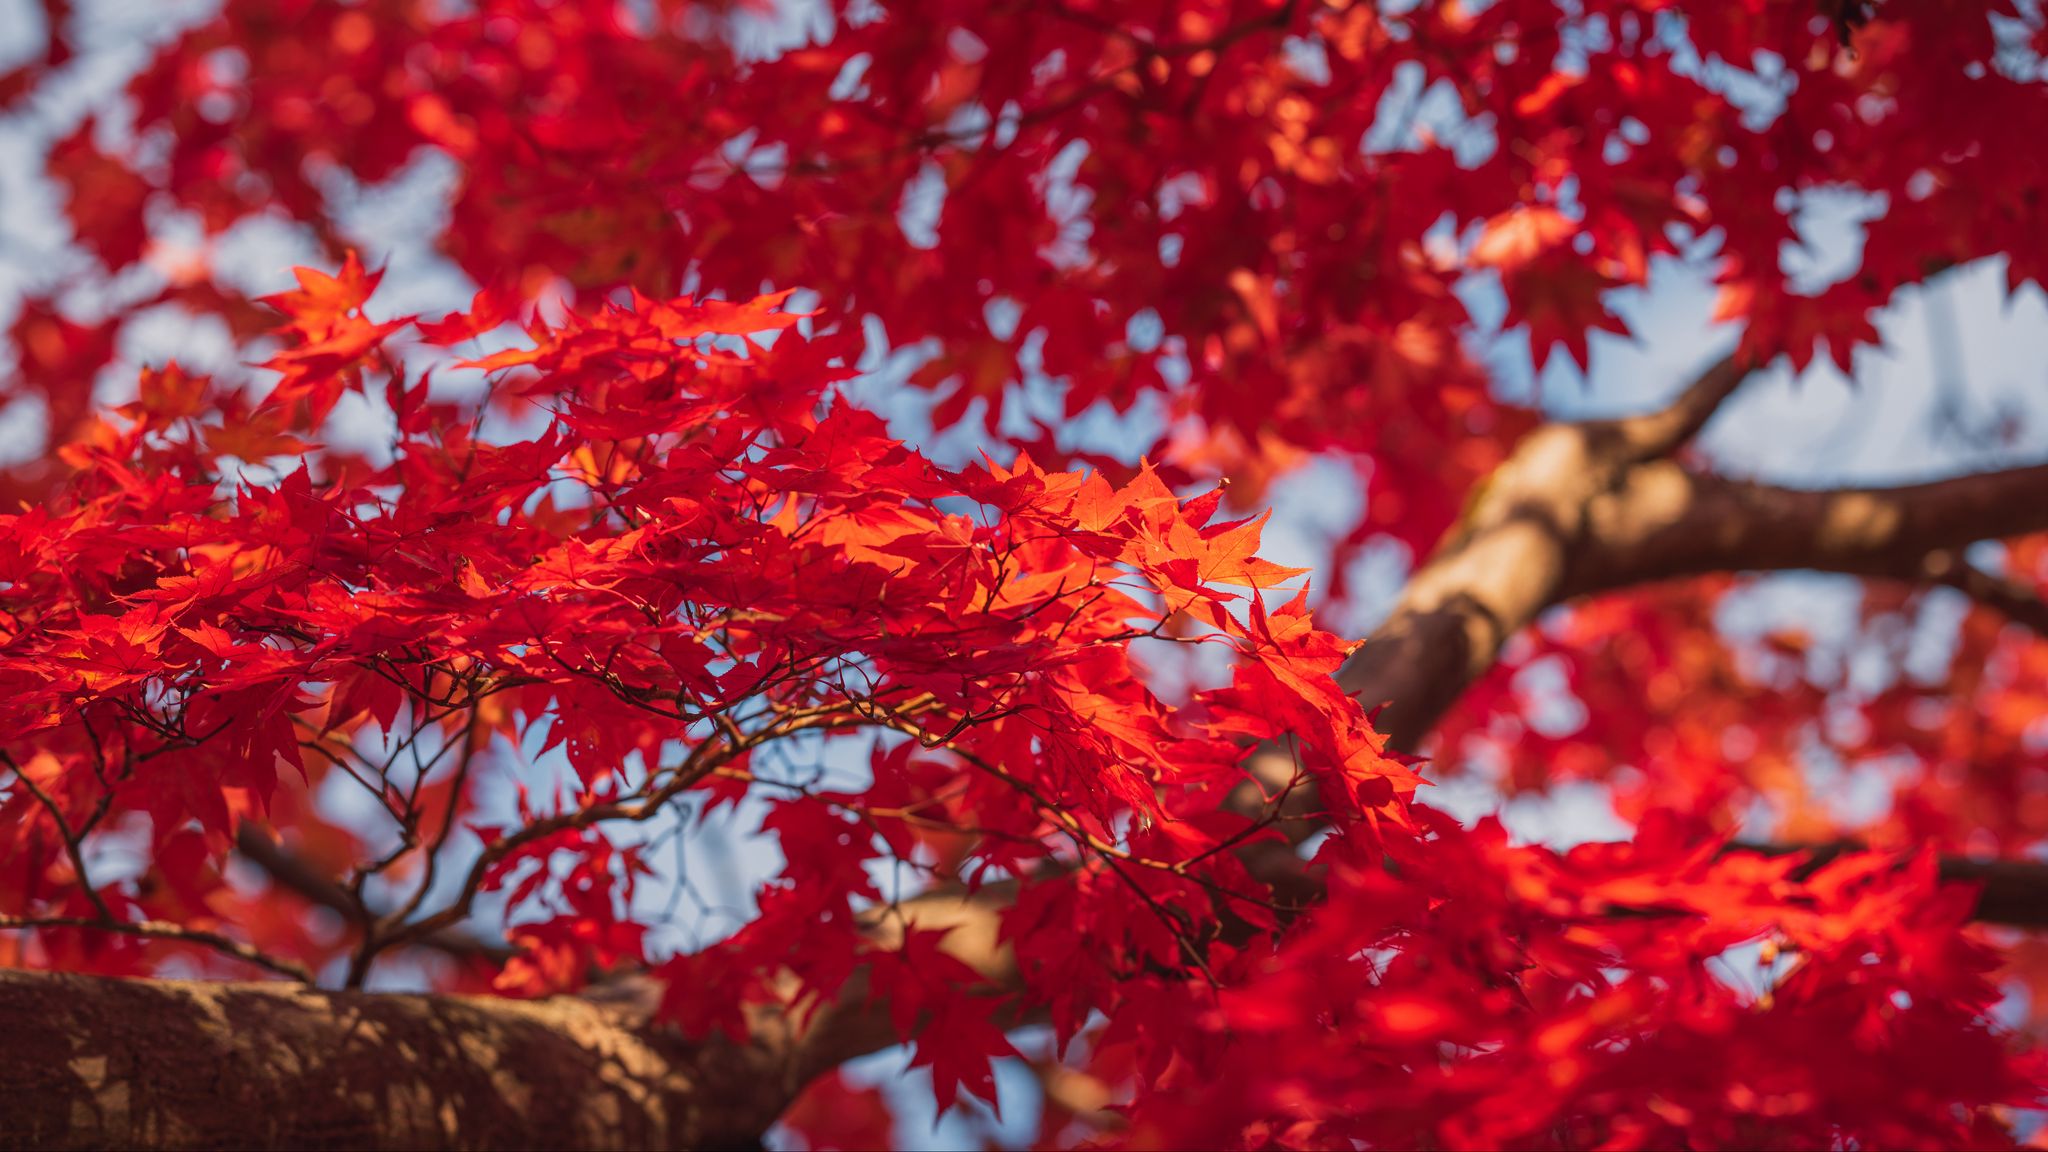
(1392, 464, 2048, 741)
(1565, 461, 2048, 601)
(1330, 453, 2048, 757)
(0, 968, 777, 1151)
(0, 881, 1027, 1152)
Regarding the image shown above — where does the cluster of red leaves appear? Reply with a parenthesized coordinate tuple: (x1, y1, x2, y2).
(1433, 555, 2048, 1066)
(1435, 579, 1833, 831)
(11, 0, 2046, 833)
(1441, 562, 2048, 855)
(1111, 815, 2037, 1151)
(1838, 550, 2048, 859)
(1, 271, 2038, 1147)
(12, 1, 2045, 546)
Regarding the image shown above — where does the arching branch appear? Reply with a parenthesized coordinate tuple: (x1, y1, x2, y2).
(1236, 357, 2048, 850)
(1565, 460, 2048, 601)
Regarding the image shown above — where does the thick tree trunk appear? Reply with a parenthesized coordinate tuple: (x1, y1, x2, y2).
(0, 969, 780, 1150)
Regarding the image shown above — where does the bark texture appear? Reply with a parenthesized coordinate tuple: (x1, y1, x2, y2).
(0, 969, 783, 1151)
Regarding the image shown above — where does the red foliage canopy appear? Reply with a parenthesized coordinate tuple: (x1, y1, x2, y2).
(4, 1, 2048, 1148)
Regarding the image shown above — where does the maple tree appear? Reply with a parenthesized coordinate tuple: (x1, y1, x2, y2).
(4, 0, 2048, 1147)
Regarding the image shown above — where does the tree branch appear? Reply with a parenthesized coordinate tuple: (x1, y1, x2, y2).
(0, 878, 1030, 1151)
(0, 968, 786, 1150)
(1931, 553, 2048, 636)
(1565, 460, 2048, 600)
(1339, 453, 2048, 755)
(0, 915, 313, 982)
(233, 822, 516, 965)
(1601, 351, 1753, 464)
(1233, 358, 2048, 842)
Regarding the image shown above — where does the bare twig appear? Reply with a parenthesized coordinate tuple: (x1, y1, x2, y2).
(0, 915, 313, 982)
(233, 823, 514, 965)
